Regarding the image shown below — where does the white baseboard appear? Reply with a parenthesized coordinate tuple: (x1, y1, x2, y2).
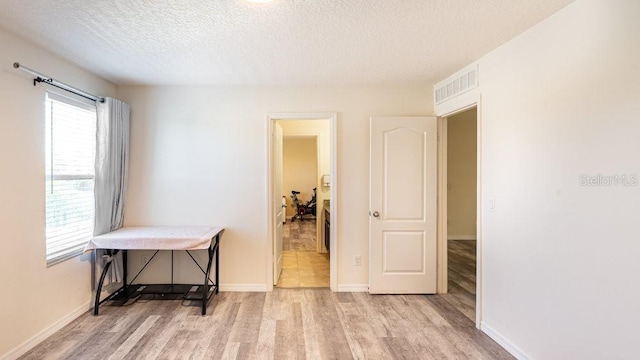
(448, 235, 476, 240)
(337, 284, 369, 292)
(480, 321, 531, 360)
(220, 284, 369, 292)
(219, 284, 268, 292)
(1, 301, 90, 360)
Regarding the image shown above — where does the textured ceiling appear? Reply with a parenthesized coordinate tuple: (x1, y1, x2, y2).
(0, 0, 573, 86)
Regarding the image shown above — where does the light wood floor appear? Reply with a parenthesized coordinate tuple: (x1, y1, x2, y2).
(277, 220, 329, 288)
(282, 219, 317, 252)
(21, 240, 508, 359)
(20, 289, 512, 360)
(441, 240, 477, 322)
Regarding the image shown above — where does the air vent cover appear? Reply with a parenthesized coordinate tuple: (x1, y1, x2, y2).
(434, 66, 478, 105)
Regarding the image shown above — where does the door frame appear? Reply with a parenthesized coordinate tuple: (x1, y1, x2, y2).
(273, 122, 285, 284)
(436, 99, 482, 328)
(266, 112, 338, 291)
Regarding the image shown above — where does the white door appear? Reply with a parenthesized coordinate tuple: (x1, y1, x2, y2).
(274, 122, 285, 284)
(369, 116, 437, 293)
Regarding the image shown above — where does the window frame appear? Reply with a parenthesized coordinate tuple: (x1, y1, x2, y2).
(45, 91, 97, 267)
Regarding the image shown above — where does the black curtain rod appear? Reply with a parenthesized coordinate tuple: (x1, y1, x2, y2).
(13, 62, 105, 103)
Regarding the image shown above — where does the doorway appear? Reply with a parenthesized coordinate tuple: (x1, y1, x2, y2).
(267, 113, 337, 291)
(438, 107, 479, 324)
(278, 134, 327, 287)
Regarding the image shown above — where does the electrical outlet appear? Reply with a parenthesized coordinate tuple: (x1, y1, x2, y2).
(354, 255, 361, 266)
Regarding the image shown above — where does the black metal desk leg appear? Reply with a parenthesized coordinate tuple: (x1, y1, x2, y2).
(215, 235, 220, 294)
(93, 256, 113, 316)
(202, 244, 214, 315)
(122, 250, 128, 295)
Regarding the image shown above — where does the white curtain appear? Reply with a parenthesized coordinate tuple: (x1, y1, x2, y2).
(92, 97, 130, 291)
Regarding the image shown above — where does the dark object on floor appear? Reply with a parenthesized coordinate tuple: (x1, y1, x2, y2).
(290, 188, 316, 221)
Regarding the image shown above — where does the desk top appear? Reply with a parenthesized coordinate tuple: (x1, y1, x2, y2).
(84, 226, 224, 252)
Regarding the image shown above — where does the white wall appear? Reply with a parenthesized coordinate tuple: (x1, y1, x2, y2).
(283, 137, 317, 217)
(0, 29, 116, 357)
(116, 84, 432, 289)
(475, 0, 640, 358)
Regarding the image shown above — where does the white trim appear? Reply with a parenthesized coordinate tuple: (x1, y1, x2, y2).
(435, 93, 483, 328)
(337, 284, 369, 292)
(46, 90, 97, 110)
(436, 117, 448, 294)
(435, 89, 479, 118)
(475, 95, 483, 328)
(0, 301, 90, 360)
(481, 321, 531, 360)
(447, 235, 477, 240)
(219, 284, 269, 292)
(266, 112, 338, 292)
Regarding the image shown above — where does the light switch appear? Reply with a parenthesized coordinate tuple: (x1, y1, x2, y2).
(322, 174, 331, 187)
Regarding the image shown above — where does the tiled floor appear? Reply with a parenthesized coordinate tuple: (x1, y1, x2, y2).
(277, 220, 330, 288)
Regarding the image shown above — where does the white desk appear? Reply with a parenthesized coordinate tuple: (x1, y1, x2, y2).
(87, 226, 224, 316)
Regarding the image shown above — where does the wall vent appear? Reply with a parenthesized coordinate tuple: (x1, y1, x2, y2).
(434, 65, 478, 105)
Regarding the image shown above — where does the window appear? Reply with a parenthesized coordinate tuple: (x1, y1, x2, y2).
(45, 92, 97, 266)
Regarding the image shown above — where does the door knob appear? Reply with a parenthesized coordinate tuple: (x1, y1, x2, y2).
(370, 211, 380, 218)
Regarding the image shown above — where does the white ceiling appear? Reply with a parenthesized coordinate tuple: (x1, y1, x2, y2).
(0, 0, 573, 86)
